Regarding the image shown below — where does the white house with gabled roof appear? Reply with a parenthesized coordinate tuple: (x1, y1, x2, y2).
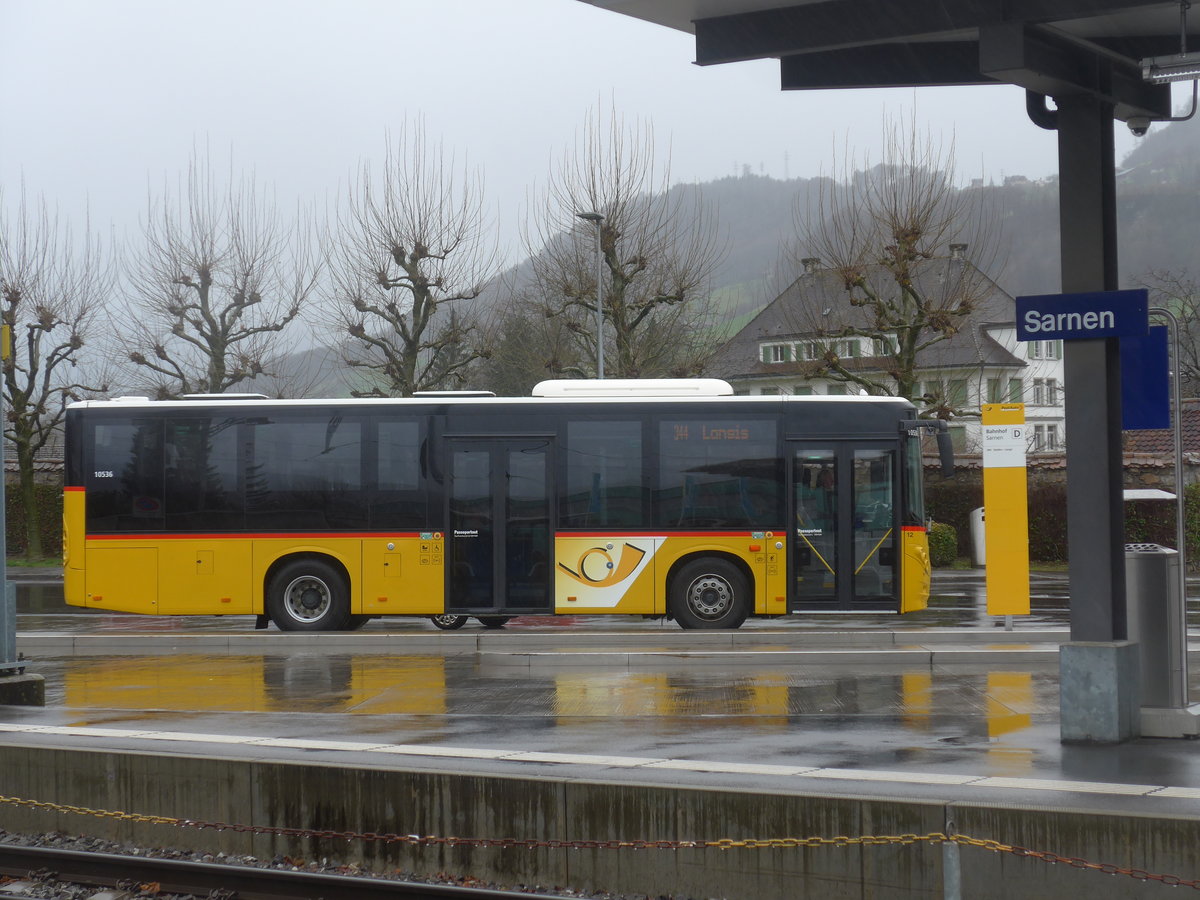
(706, 255, 1066, 454)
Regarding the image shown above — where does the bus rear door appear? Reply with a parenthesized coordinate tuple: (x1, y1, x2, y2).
(789, 442, 899, 611)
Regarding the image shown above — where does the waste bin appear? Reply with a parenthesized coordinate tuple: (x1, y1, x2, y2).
(969, 507, 986, 567)
(1, 581, 15, 671)
(1125, 543, 1187, 709)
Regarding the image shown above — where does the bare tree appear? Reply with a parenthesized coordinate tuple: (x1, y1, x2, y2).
(1140, 269, 1200, 397)
(784, 124, 1000, 413)
(124, 156, 320, 399)
(0, 189, 109, 558)
(523, 109, 724, 379)
(328, 125, 496, 397)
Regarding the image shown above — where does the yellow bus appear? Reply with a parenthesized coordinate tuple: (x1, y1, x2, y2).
(63, 380, 951, 631)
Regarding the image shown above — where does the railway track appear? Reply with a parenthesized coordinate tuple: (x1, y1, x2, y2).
(0, 844, 580, 900)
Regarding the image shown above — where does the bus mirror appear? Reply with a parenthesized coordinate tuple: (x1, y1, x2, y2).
(936, 427, 955, 478)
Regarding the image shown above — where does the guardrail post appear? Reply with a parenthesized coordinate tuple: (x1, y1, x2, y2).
(943, 812, 961, 900)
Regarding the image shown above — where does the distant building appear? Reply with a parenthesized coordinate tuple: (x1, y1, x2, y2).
(706, 253, 1067, 452)
(3, 430, 65, 484)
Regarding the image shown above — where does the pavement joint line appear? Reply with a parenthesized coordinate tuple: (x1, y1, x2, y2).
(1151, 786, 1200, 799)
(1, 723, 1196, 801)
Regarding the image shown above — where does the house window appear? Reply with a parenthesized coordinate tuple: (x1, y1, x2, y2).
(1034, 424, 1059, 452)
(826, 383, 847, 396)
(762, 343, 792, 364)
(1028, 340, 1063, 360)
(1032, 378, 1059, 406)
(947, 380, 968, 408)
(794, 385, 814, 396)
(873, 336, 897, 356)
(759, 386, 782, 395)
(987, 377, 1023, 403)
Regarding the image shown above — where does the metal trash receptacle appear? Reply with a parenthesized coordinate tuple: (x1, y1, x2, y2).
(969, 507, 985, 567)
(0, 581, 15, 672)
(1125, 543, 1186, 709)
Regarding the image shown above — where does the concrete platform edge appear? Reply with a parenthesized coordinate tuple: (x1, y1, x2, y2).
(0, 674, 44, 706)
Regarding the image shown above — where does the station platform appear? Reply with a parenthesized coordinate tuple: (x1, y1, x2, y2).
(2, 569, 1199, 898)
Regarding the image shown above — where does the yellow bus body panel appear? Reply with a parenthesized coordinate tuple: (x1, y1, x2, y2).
(63, 489, 86, 608)
(83, 544, 159, 613)
(901, 528, 931, 612)
(157, 540, 254, 614)
(360, 536, 444, 615)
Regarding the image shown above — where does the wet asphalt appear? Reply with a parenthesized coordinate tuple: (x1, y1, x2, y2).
(4, 568, 1200, 818)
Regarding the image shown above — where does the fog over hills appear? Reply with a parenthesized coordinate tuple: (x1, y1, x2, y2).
(276, 115, 1200, 397)
(687, 113, 1200, 315)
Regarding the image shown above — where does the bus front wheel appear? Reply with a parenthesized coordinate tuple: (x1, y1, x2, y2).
(267, 560, 350, 632)
(670, 559, 749, 630)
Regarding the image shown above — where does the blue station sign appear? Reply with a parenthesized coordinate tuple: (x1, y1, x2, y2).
(1015, 288, 1148, 341)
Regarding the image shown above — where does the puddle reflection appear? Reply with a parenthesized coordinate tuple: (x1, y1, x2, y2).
(64, 655, 446, 715)
(58, 652, 1050, 743)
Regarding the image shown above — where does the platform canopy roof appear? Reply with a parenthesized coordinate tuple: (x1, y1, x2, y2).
(580, 0, 1192, 121)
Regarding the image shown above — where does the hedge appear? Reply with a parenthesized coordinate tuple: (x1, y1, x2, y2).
(928, 522, 958, 567)
(927, 478, 1200, 565)
(6, 483, 62, 560)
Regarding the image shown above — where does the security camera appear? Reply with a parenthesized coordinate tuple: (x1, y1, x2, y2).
(1127, 116, 1151, 137)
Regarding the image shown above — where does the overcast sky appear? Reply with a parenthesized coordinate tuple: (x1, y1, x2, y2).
(0, 0, 1155, 265)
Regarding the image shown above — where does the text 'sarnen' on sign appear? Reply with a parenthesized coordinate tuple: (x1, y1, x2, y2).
(1014, 288, 1148, 342)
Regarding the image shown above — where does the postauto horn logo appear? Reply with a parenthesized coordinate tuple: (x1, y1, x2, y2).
(557, 542, 647, 588)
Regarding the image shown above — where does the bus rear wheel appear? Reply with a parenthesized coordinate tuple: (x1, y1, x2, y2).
(476, 616, 511, 628)
(430, 614, 468, 630)
(267, 560, 350, 632)
(670, 559, 749, 630)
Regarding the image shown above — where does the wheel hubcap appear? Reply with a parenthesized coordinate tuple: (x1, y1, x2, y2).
(284, 577, 330, 622)
(687, 575, 732, 618)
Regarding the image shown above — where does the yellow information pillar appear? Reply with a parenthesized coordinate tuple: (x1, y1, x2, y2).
(982, 403, 1031, 616)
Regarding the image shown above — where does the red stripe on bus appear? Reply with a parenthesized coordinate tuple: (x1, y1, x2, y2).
(64, 486, 86, 492)
(87, 532, 425, 541)
(557, 531, 772, 539)
(86, 530, 776, 541)
(901, 525, 927, 533)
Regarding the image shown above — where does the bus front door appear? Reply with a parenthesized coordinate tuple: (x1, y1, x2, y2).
(447, 439, 552, 616)
(790, 443, 899, 611)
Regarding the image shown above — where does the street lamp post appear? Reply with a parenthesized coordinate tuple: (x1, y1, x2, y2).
(576, 211, 604, 379)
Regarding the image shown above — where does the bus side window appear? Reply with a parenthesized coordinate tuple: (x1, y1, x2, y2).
(562, 420, 643, 528)
(164, 417, 242, 531)
(372, 419, 426, 529)
(87, 418, 165, 533)
(656, 419, 782, 529)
